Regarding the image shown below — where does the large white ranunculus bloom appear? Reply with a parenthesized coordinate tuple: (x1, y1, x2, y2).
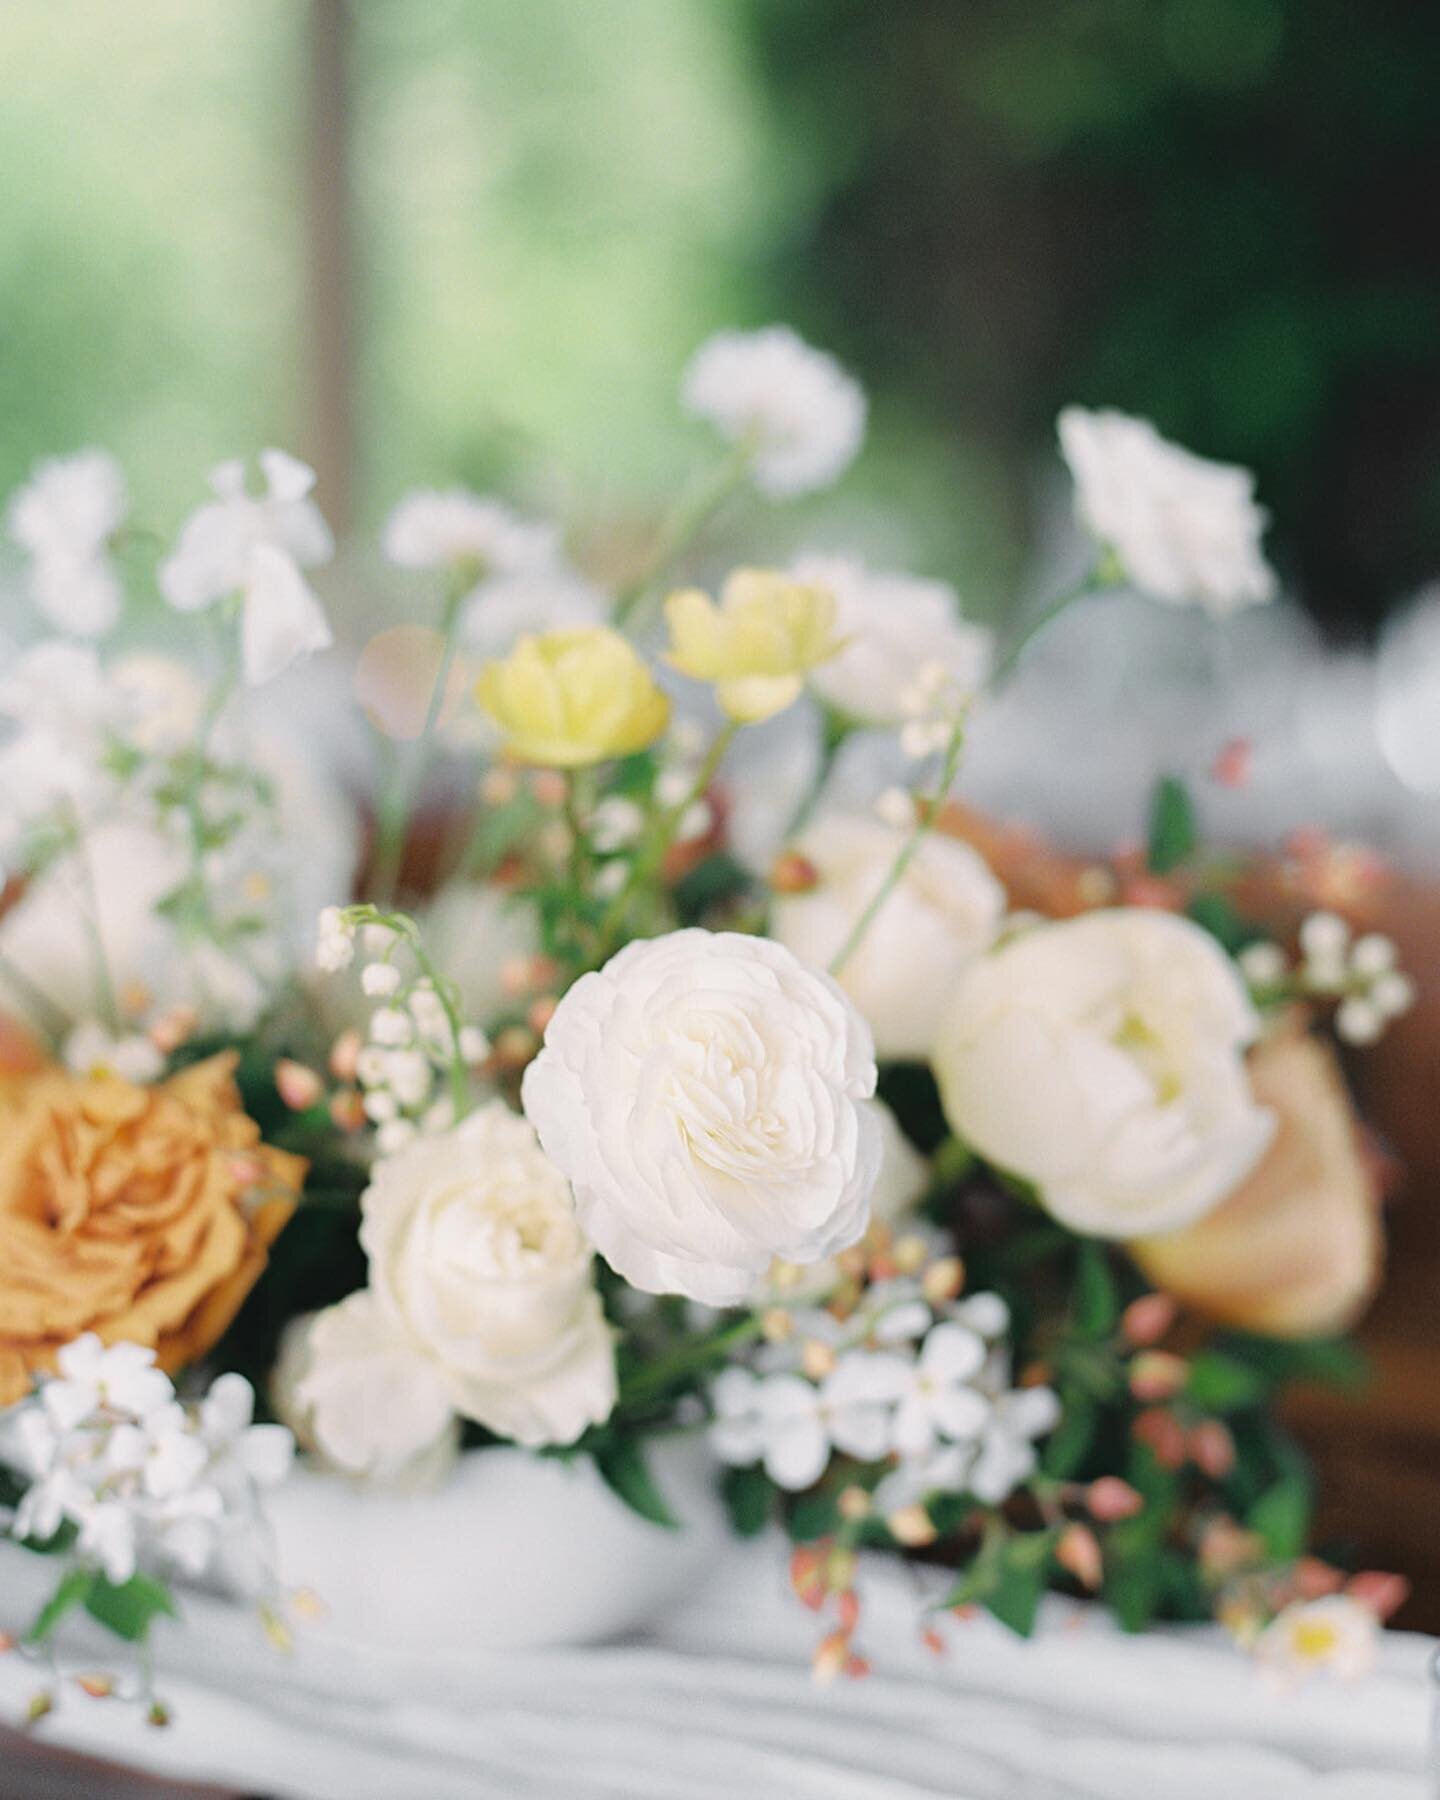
(791, 554, 993, 726)
(771, 814, 1005, 1061)
(360, 1103, 616, 1448)
(273, 1291, 458, 1489)
(521, 929, 882, 1305)
(1058, 407, 1275, 617)
(682, 327, 865, 498)
(933, 910, 1274, 1238)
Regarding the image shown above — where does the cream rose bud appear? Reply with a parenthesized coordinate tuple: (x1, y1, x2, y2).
(771, 814, 1005, 1061)
(521, 929, 883, 1305)
(272, 1292, 458, 1489)
(360, 1103, 617, 1448)
(933, 910, 1274, 1238)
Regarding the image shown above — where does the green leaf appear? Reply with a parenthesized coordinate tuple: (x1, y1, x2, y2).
(1185, 1351, 1265, 1413)
(986, 1553, 1045, 1637)
(787, 1490, 841, 1543)
(720, 1464, 775, 1539)
(1186, 892, 1251, 954)
(593, 1438, 681, 1530)
(26, 1567, 92, 1644)
(84, 1572, 177, 1643)
(1104, 1550, 1163, 1633)
(1247, 1476, 1311, 1561)
(1147, 775, 1197, 874)
(1041, 1394, 1098, 1479)
(1074, 1240, 1119, 1339)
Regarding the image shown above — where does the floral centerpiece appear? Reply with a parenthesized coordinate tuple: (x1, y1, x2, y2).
(0, 328, 1415, 1721)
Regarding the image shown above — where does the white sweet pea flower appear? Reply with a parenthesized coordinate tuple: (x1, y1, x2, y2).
(934, 910, 1275, 1238)
(6, 449, 128, 637)
(682, 326, 866, 498)
(771, 814, 1005, 1060)
(522, 929, 883, 1305)
(1058, 406, 1276, 617)
(383, 489, 557, 575)
(791, 554, 993, 726)
(360, 1103, 617, 1448)
(158, 450, 334, 686)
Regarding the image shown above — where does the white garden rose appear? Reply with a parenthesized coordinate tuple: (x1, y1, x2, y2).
(791, 554, 993, 725)
(771, 814, 1005, 1060)
(273, 1291, 458, 1489)
(1058, 407, 1275, 617)
(933, 910, 1274, 1238)
(521, 929, 883, 1304)
(359, 1102, 616, 1448)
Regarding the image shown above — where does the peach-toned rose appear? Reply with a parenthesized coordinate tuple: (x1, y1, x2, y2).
(0, 1053, 304, 1405)
(1131, 1029, 1381, 1338)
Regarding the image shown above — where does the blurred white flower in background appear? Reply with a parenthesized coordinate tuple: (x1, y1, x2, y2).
(1254, 1595, 1379, 1687)
(1059, 406, 1275, 616)
(159, 450, 334, 686)
(791, 553, 993, 726)
(273, 1291, 458, 1489)
(771, 813, 1005, 1060)
(523, 929, 882, 1305)
(6, 449, 128, 638)
(934, 909, 1275, 1238)
(683, 326, 866, 498)
(382, 488, 557, 577)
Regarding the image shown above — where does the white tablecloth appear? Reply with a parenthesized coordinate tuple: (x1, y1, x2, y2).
(0, 1540, 1432, 1798)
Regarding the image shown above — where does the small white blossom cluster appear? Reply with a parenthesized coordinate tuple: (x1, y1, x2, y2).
(2, 1336, 291, 1589)
(682, 326, 866, 498)
(6, 449, 128, 639)
(710, 1274, 1058, 1529)
(382, 489, 557, 578)
(897, 657, 971, 761)
(1240, 914, 1415, 1046)
(319, 912, 490, 1155)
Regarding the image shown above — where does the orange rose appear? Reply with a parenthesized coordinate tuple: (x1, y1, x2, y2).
(1131, 1029, 1381, 1338)
(0, 1053, 304, 1405)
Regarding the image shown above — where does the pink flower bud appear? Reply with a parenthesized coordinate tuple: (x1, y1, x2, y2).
(1188, 1419, 1236, 1480)
(1128, 1351, 1188, 1402)
(1056, 1523, 1103, 1590)
(1120, 1291, 1178, 1347)
(1087, 1477, 1144, 1522)
(275, 1058, 324, 1111)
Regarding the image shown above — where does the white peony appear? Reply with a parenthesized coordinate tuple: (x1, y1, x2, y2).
(360, 1103, 617, 1448)
(682, 326, 866, 498)
(273, 1291, 458, 1489)
(158, 450, 334, 686)
(382, 489, 557, 576)
(771, 814, 1006, 1060)
(791, 554, 993, 725)
(933, 909, 1274, 1238)
(6, 449, 128, 637)
(1058, 407, 1276, 617)
(521, 928, 882, 1305)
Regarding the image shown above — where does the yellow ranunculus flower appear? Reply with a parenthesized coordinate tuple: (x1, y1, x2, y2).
(476, 627, 671, 767)
(664, 567, 844, 723)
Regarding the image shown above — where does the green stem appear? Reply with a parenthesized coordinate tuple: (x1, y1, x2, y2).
(619, 1313, 765, 1408)
(785, 704, 854, 842)
(612, 443, 754, 633)
(61, 806, 120, 1033)
(593, 719, 739, 959)
(343, 905, 473, 1123)
(370, 575, 468, 903)
(0, 945, 70, 1041)
(828, 568, 1106, 980)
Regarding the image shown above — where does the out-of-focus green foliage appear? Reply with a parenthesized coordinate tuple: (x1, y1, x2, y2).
(744, 0, 1440, 632)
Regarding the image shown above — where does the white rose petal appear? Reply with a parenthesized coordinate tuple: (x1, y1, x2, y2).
(934, 909, 1274, 1238)
(1058, 406, 1275, 617)
(522, 928, 883, 1304)
(360, 1103, 617, 1448)
(771, 814, 1005, 1060)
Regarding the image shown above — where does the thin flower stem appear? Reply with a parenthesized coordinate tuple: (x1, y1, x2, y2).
(612, 442, 754, 633)
(593, 718, 739, 960)
(370, 574, 469, 904)
(0, 944, 70, 1040)
(784, 704, 854, 842)
(827, 567, 1106, 981)
(61, 805, 121, 1033)
(619, 1312, 766, 1408)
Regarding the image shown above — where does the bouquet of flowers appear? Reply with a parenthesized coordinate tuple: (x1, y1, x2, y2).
(0, 327, 1414, 1721)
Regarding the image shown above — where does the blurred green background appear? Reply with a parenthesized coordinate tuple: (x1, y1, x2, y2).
(1, 0, 1437, 632)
